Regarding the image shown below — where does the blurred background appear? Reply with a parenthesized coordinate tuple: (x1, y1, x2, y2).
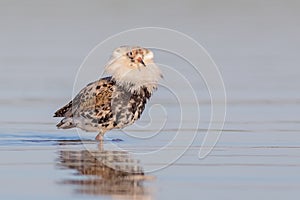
(1, 0, 299, 122)
(0, 0, 300, 199)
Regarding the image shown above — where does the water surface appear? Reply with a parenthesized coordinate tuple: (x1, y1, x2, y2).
(1, 0, 300, 199)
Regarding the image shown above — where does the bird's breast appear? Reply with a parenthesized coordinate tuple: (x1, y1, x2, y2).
(111, 86, 151, 128)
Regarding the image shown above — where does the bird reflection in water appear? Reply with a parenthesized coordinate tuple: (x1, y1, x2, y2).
(57, 143, 154, 198)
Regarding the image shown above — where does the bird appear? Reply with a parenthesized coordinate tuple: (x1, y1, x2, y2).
(54, 46, 162, 141)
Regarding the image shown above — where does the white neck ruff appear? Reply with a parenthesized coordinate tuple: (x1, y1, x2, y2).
(105, 58, 162, 94)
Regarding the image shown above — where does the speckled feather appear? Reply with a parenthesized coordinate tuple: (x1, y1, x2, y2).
(54, 76, 152, 133)
(54, 46, 162, 140)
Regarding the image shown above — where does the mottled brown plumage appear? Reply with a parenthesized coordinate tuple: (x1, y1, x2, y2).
(54, 76, 151, 136)
(54, 46, 162, 140)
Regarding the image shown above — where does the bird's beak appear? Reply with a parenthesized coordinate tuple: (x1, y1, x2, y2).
(137, 57, 146, 67)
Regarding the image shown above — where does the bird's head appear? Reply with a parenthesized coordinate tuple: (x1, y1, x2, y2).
(105, 46, 162, 93)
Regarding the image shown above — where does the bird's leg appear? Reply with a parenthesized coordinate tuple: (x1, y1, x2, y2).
(95, 134, 103, 141)
(95, 130, 105, 141)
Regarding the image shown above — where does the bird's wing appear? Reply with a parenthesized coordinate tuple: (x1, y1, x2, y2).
(54, 76, 115, 118)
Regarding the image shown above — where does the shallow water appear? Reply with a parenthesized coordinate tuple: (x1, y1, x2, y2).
(1, 0, 300, 199)
(1, 100, 300, 199)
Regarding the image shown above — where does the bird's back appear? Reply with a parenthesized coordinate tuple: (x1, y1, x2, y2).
(54, 76, 152, 132)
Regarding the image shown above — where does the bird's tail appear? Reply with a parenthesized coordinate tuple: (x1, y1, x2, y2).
(56, 118, 75, 129)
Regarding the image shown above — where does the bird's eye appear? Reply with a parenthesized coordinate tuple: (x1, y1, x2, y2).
(127, 51, 133, 58)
